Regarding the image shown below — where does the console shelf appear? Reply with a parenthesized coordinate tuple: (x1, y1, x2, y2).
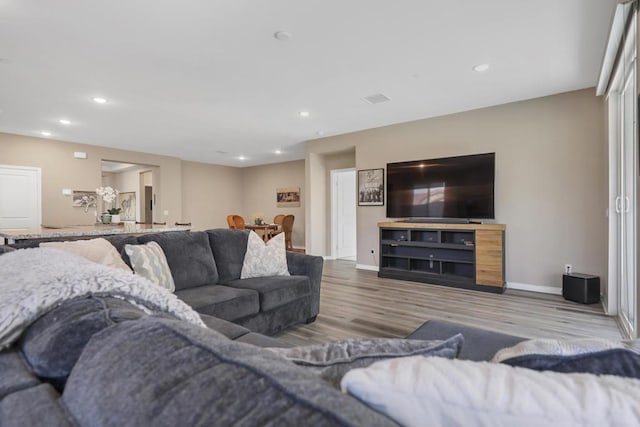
(378, 222, 506, 293)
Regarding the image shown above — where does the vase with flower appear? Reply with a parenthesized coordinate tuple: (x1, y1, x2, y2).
(96, 186, 119, 224)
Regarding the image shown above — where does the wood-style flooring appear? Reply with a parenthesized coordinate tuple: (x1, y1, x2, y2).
(275, 259, 622, 346)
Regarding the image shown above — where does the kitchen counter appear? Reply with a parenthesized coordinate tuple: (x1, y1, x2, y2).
(0, 223, 191, 244)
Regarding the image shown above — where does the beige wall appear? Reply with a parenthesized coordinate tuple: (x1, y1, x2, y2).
(306, 88, 607, 290)
(181, 160, 243, 231)
(242, 160, 306, 248)
(0, 132, 182, 226)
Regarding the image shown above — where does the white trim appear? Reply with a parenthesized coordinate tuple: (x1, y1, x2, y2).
(506, 281, 562, 295)
(323, 255, 336, 260)
(597, 3, 630, 95)
(356, 264, 379, 272)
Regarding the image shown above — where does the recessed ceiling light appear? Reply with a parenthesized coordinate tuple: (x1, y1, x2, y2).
(274, 31, 292, 41)
(299, 111, 310, 118)
(40, 131, 51, 136)
(472, 64, 490, 72)
(92, 97, 108, 104)
(59, 119, 71, 125)
(238, 156, 246, 161)
(275, 150, 282, 155)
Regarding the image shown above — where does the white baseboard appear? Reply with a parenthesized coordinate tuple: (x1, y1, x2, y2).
(507, 281, 562, 295)
(356, 264, 379, 272)
(334, 265, 562, 295)
(323, 255, 336, 260)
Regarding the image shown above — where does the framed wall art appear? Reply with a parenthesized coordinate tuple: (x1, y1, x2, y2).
(119, 192, 136, 221)
(277, 187, 301, 207)
(358, 168, 384, 206)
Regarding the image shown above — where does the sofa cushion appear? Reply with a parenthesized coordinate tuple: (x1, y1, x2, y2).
(407, 319, 525, 361)
(235, 296, 312, 336)
(222, 275, 311, 312)
(125, 241, 175, 291)
(199, 313, 249, 340)
(1, 384, 72, 427)
(62, 318, 397, 427)
(206, 228, 250, 282)
(19, 296, 147, 386)
(235, 332, 291, 348)
(270, 334, 463, 388)
(138, 231, 218, 290)
(0, 349, 40, 399)
(175, 285, 259, 321)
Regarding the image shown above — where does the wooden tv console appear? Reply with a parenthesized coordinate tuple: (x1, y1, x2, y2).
(377, 222, 506, 293)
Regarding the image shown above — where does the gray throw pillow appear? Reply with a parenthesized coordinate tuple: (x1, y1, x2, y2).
(19, 296, 147, 388)
(492, 338, 640, 379)
(269, 334, 463, 387)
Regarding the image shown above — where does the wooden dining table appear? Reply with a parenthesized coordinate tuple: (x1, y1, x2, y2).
(246, 224, 278, 242)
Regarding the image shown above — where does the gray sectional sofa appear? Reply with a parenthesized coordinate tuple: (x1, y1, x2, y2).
(0, 296, 397, 427)
(5, 228, 323, 336)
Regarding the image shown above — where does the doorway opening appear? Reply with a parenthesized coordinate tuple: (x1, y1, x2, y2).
(331, 168, 357, 260)
(101, 161, 158, 224)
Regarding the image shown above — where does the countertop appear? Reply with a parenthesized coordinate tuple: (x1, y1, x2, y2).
(0, 223, 190, 243)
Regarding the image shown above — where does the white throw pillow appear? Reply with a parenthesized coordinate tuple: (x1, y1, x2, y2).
(240, 231, 290, 279)
(341, 356, 640, 427)
(125, 242, 175, 292)
(40, 238, 131, 272)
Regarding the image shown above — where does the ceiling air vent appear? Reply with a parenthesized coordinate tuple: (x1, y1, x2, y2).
(363, 93, 391, 104)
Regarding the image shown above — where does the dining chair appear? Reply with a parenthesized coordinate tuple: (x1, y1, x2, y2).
(232, 215, 246, 230)
(269, 214, 286, 239)
(282, 214, 294, 250)
(226, 214, 237, 229)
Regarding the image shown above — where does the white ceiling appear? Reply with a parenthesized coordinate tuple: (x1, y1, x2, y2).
(0, 0, 616, 167)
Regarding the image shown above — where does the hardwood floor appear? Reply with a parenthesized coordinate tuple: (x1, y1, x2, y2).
(276, 259, 622, 346)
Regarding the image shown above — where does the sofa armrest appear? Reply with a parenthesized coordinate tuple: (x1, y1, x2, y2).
(286, 252, 323, 319)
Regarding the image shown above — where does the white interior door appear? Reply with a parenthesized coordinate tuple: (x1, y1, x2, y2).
(332, 169, 357, 259)
(0, 165, 41, 230)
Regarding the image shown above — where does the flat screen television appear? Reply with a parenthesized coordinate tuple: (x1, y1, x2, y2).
(386, 153, 495, 220)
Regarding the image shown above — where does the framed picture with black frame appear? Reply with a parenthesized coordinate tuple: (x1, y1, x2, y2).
(358, 168, 384, 206)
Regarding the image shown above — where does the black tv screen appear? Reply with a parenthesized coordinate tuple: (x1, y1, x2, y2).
(386, 153, 495, 219)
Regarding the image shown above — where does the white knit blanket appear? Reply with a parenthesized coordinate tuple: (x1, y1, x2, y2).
(0, 247, 206, 350)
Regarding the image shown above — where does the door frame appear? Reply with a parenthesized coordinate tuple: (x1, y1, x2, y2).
(330, 168, 357, 260)
(0, 164, 42, 230)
